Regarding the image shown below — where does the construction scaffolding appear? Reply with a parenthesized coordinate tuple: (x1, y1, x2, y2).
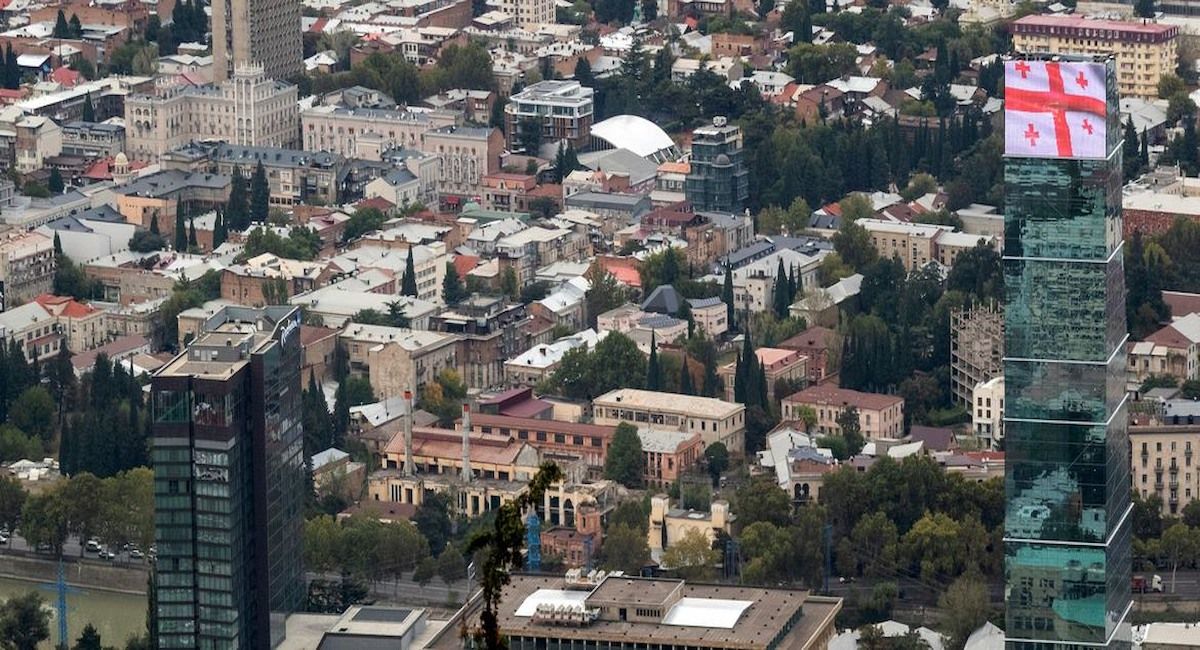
(949, 302, 1004, 406)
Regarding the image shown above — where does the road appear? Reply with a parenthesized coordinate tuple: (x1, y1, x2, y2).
(0, 532, 149, 568)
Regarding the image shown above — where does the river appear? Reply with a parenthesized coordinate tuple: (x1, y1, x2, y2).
(0, 575, 146, 648)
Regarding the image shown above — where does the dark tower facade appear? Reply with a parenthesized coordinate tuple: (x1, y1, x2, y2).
(1003, 55, 1131, 650)
(152, 305, 305, 649)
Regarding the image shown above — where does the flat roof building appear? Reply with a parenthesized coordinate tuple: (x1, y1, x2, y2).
(593, 388, 746, 454)
(425, 573, 842, 650)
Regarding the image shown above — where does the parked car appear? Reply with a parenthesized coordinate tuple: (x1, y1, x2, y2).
(130, 549, 144, 560)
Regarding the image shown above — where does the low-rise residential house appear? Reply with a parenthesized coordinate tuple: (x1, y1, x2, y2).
(718, 347, 808, 404)
(779, 326, 839, 383)
(504, 328, 605, 387)
(781, 385, 905, 440)
(639, 428, 704, 490)
(34, 293, 103, 352)
(686, 297, 727, 338)
(593, 388, 746, 453)
(647, 494, 732, 555)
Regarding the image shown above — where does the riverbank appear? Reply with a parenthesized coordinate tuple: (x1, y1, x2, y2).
(0, 553, 148, 595)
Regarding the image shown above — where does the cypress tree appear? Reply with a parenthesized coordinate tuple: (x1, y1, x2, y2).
(81, 93, 94, 122)
(149, 213, 159, 235)
(0, 342, 9, 423)
(756, 356, 769, 411)
(174, 205, 187, 251)
(722, 263, 735, 332)
(788, 266, 798, 300)
(646, 331, 662, 391)
(401, 247, 418, 296)
(227, 166, 248, 230)
(68, 13, 82, 38)
(772, 258, 791, 318)
(53, 232, 62, 256)
(48, 168, 64, 194)
(250, 161, 269, 223)
(733, 352, 746, 403)
(53, 10, 70, 38)
(1140, 129, 1150, 171)
(188, 216, 198, 248)
(212, 208, 226, 248)
(60, 417, 73, 476)
(679, 354, 694, 395)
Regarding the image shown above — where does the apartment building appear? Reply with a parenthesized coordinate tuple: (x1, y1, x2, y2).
(972, 375, 1004, 449)
(495, 0, 554, 30)
(329, 243, 448, 305)
(14, 115, 61, 173)
(779, 326, 839, 383)
(0, 302, 63, 363)
(423, 126, 505, 201)
(781, 385, 905, 439)
(430, 295, 528, 390)
(469, 413, 612, 471)
(593, 388, 746, 454)
(60, 121, 125, 159)
(124, 66, 298, 162)
(0, 231, 55, 305)
(1131, 420, 1200, 516)
(300, 105, 459, 158)
(504, 80, 595, 151)
(207, 144, 346, 206)
(211, 0, 302, 81)
(1011, 16, 1178, 99)
(495, 226, 590, 286)
(220, 254, 330, 307)
(34, 294, 104, 353)
(338, 324, 459, 398)
(640, 429, 704, 489)
(857, 219, 996, 273)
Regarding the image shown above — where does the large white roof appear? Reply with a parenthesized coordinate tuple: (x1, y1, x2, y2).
(590, 115, 676, 159)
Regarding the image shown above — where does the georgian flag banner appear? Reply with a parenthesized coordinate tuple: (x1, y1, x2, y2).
(1005, 60, 1108, 160)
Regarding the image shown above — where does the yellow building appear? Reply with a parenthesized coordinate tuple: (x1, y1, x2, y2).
(1012, 16, 1178, 99)
(647, 494, 732, 554)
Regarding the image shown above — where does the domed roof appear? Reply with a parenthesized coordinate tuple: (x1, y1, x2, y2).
(590, 115, 676, 159)
(114, 151, 128, 165)
(714, 153, 731, 166)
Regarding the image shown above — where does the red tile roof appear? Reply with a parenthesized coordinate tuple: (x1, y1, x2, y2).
(783, 384, 903, 411)
(452, 254, 480, 278)
(50, 66, 80, 88)
(1164, 291, 1200, 319)
(356, 196, 395, 212)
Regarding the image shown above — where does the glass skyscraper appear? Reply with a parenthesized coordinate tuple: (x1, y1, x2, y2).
(1003, 55, 1131, 650)
(152, 305, 306, 649)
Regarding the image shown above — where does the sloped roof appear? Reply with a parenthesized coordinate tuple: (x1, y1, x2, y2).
(641, 284, 682, 315)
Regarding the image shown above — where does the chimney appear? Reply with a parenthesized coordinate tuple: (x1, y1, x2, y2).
(461, 403, 472, 482)
(403, 390, 415, 477)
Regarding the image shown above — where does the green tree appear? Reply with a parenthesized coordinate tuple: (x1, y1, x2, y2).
(645, 332, 662, 390)
(413, 557, 437, 586)
(53, 9, 70, 37)
(1136, 0, 1156, 17)
(250, 161, 269, 223)
(226, 166, 249, 230)
(414, 492, 453, 555)
(585, 266, 628, 328)
(794, 405, 818, 432)
(73, 622, 102, 650)
(835, 405, 865, 457)
(1161, 522, 1198, 592)
(837, 511, 898, 577)
(722, 264, 736, 331)
(662, 528, 719, 580)
(47, 168, 64, 194)
(173, 204, 187, 251)
(62, 473, 103, 557)
(0, 477, 25, 533)
(20, 490, 68, 556)
(81, 92, 95, 122)
(0, 592, 50, 650)
(501, 267, 519, 300)
(599, 523, 651, 573)
(832, 219, 877, 271)
(773, 258, 792, 318)
(443, 261, 466, 304)
(68, 13, 82, 38)
(401, 247, 418, 296)
(734, 475, 791, 528)
(938, 575, 992, 650)
(302, 515, 342, 574)
(466, 463, 563, 649)
(436, 544, 466, 583)
(704, 442, 729, 486)
(604, 422, 644, 488)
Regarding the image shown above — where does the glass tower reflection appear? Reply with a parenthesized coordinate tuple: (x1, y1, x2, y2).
(1003, 56, 1132, 650)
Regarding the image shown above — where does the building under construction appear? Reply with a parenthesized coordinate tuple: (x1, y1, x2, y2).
(949, 303, 1004, 406)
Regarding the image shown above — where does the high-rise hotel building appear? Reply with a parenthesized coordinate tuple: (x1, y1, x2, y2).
(211, 0, 302, 81)
(151, 305, 306, 649)
(1003, 55, 1131, 649)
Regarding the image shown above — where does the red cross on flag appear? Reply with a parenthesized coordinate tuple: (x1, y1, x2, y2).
(1005, 60, 1108, 160)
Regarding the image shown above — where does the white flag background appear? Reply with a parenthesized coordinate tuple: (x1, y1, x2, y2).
(1005, 60, 1108, 160)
